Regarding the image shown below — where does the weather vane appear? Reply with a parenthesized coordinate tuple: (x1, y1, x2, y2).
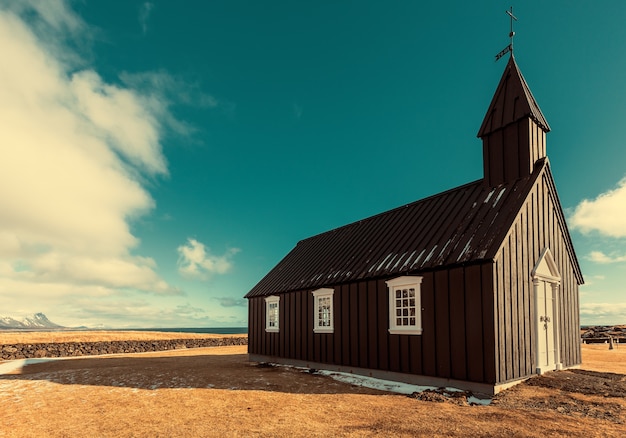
(495, 6, 517, 61)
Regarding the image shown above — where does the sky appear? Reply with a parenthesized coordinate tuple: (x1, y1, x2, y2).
(1, 0, 625, 328)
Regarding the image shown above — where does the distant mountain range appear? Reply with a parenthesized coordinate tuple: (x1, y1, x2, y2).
(0, 313, 64, 329)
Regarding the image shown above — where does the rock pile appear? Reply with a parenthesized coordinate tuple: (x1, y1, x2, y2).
(0, 337, 248, 360)
(580, 325, 625, 343)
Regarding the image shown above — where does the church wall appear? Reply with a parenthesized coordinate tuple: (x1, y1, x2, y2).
(492, 172, 582, 384)
(248, 264, 497, 385)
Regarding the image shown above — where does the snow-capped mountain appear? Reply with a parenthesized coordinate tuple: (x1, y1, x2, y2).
(0, 313, 64, 329)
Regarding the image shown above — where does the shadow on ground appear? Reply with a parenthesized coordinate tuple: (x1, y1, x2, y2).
(0, 353, 389, 395)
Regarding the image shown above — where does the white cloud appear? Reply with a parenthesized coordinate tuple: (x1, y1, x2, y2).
(215, 297, 247, 308)
(120, 70, 219, 113)
(177, 239, 240, 279)
(71, 70, 167, 175)
(68, 300, 217, 328)
(580, 274, 606, 287)
(117, 71, 201, 140)
(570, 176, 626, 238)
(1, 0, 83, 34)
(0, 0, 87, 69)
(138, 2, 153, 35)
(587, 251, 626, 264)
(0, 2, 180, 305)
(580, 302, 626, 326)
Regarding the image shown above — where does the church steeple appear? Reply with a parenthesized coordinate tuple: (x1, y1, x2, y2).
(478, 55, 550, 187)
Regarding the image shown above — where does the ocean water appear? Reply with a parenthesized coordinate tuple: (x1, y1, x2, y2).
(118, 327, 248, 335)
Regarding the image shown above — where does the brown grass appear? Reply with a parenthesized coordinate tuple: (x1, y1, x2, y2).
(1, 335, 625, 437)
(581, 342, 626, 374)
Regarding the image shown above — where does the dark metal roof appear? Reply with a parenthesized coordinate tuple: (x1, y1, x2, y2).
(245, 161, 545, 298)
(477, 55, 550, 138)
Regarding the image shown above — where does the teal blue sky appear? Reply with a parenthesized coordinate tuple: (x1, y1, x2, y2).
(1, 0, 625, 327)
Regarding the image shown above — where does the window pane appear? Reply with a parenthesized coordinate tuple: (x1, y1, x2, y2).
(389, 280, 421, 330)
(314, 292, 333, 329)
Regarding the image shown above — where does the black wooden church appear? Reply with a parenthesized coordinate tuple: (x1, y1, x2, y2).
(244, 53, 583, 395)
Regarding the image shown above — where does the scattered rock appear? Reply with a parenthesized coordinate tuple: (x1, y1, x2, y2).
(580, 325, 626, 343)
(492, 369, 625, 424)
(408, 388, 472, 406)
(525, 369, 626, 397)
(0, 337, 248, 360)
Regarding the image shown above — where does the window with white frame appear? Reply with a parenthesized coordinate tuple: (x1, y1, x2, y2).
(265, 296, 280, 332)
(312, 288, 334, 333)
(386, 276, 423, 335)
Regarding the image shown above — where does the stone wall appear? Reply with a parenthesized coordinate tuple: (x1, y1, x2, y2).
(0, 337, 248, 360)
(580, 325, 626, 344)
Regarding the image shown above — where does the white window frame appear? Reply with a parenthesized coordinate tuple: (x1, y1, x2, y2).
(386, 276, 423, 335)
(312, 288, 334, 333)
(264, 295, 280, 332)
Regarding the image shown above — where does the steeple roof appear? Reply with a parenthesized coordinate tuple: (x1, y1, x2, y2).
(477, 55, 550, 138)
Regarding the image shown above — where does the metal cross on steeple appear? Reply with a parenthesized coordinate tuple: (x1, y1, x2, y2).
(495, 6, 518, 61)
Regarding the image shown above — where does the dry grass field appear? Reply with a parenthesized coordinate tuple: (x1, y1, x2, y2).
(1, 332, 625, 437)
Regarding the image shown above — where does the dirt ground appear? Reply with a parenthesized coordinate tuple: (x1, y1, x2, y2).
(1, 339, 625, 437)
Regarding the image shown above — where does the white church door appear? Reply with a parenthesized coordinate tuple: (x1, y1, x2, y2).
(532, 248, 562, 374)
(536, 278, 556, 371)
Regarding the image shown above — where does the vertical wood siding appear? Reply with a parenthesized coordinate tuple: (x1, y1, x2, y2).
(248, 264, 497, 384)
(483, 118, 547, 187)
(492, 173, 581, 383)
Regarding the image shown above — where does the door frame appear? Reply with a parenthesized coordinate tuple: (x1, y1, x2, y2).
(531, 248, 562, 374)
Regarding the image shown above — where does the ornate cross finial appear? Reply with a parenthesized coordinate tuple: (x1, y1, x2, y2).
(506, 6, 518, 48)
(495, 6, 518, 61)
